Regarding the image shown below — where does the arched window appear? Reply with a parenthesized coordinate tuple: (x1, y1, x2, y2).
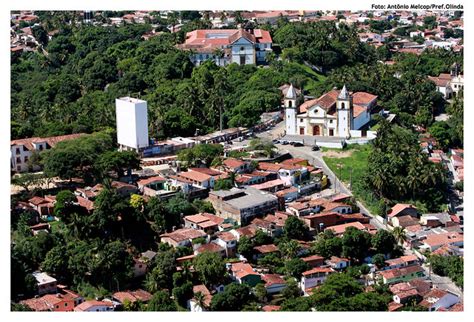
(341, 102, 345, 109)
(240, 46, 245, 51)
(288, 101, 292, 108)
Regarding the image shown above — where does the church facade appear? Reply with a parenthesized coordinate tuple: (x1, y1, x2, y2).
(284, 84, 377, 138)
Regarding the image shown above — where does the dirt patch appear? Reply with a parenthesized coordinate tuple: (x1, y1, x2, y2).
(322, 150, 353, 158)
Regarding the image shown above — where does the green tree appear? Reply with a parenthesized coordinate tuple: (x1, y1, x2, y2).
(371, 229, 396, 255)
(210, 283, 254, 311)
(147, 291, 177, 311)
(284, 258, 310, 279)
(193, 251, 226, 287)
(284, 216, 309, 240)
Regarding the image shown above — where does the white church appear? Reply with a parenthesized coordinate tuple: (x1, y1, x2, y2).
(284, 84, 378, 138)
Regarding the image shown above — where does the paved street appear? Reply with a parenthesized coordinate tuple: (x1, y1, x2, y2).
(237, 122, 387, 230)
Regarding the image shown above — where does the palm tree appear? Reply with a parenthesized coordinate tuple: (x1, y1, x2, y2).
(279, 240, 301, 260)
(392, 226, 407, 245)
(193, 291, 207, 310)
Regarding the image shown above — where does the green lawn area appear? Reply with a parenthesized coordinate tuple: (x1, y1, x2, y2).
(286, 62, 326, 96)
(322, 144, 370, 187)
(322, 144, 384, 215)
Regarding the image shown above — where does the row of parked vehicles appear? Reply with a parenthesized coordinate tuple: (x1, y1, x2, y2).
(272, 139, 320, 151)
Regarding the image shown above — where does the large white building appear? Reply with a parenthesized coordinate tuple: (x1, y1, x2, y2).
(115, 97, 149, 152)
(428, 63, 464, 99)
(284, 84, 377, 138)
(177, 29, 272, 66)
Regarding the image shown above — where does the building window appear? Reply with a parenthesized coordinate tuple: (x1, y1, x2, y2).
(240, 46, 245, 51)
(56, 305, 59, 309)
(300, 119, 303, 123)
(17, 166, 21, 171)
(65, 303, 68, 307)
(341, 102, 345, 109)
(16, 157, 21, 163)
(16, 148, 20, 155)
(288, 101, 292, 108)
(24, 156, 28, 162)
(330, 120, 333, 124)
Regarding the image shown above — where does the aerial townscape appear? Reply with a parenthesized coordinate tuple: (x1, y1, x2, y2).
(10, 9, 463, 312)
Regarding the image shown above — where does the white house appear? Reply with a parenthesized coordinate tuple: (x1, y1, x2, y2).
(178, 29, 272, 66)
(300, 267, 334, 295)
(74, 300, 114, 312)
(420, 289, 460, 311)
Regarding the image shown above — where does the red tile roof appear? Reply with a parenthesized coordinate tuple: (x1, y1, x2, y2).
(262, 274, 286, 287)
(325, 221, 366, 235)
(302, 267, 334, 276)
(11, 133, 86, 151)
(137, 176, 166, 186)
(74, 300, 113, 311)
(262, 305, 281, 311)
(29, 196, 47, 206)
(253, 244, 279, 254)
(388, 204, 417, 218)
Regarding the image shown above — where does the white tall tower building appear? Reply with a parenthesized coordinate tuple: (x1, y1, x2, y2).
(284, 84, 298, 135)
(116, 97, 149, 152)
(336, 85, 353, 138)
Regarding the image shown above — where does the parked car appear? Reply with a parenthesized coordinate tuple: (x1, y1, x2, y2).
(293, 142, 304, 147)
(272, 139, 280, 144)
(312, 145, 320, 151)
(281, 140, 289, 145)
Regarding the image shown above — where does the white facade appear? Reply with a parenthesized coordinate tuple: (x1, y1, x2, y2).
(284, 84, 298, 135)
(336, 86, 352, 138)
(116, 97, 149, 151)
(231, 37, 256, 65)
(284, 84, 375, 138)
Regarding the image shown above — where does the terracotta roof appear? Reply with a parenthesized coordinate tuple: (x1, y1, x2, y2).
(379, 265, 424, 280)
(77, 196, 94, 211)
(352, 92, 377, 105)
(275, 186, 298, 197)
(201, 213, 225, 225)
(178, 171, 211, 183)
(325, 221, 366, 235)
(233, 224, 258, 239)
(302, 267, 334, 276)
(29, 196, 47, 206)
(230, 262, 259, 279)
(160, 228, 207, 243)
(196, 242, 225, 254)
(385, 255, 418, 266)
(189, 167, 224, 176)
(262, 305, 281, 311)
(251, 179, 286, 190)
(329, 256, 350, 264)
(113, 289, 152, 303)
(263, 212, 288, 227)
(423, 232, 463, 249)
(388, 204, 417, 218)
(388, 301, 403, 311)
(216, 231, 237, 242)
(185, 214, 212, 224)
(301, 254, 324, 263)
(74, 300, 113, 311)
(192, 285, 212, 307)
(353, 104, 367, 118)
(299, 90, 339, 113)
(419, 288, 451, 308)
(11, 133, 85, 151)
(137, 176, 166, 186)
(253, 244, 279, 254)
(262, 274, 286, 287)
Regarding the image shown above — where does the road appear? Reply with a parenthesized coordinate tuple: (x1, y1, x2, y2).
(241, 122, 387, 230)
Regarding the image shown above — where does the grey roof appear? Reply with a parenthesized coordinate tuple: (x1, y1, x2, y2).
(285, 83, 297, 99)
(337, 84, 349, 100)
(225, 187, 278, 210)
(141, 250, 157, 260)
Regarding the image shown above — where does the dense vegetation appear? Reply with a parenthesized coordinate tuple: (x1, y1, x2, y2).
(428, 255, 463, 288)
